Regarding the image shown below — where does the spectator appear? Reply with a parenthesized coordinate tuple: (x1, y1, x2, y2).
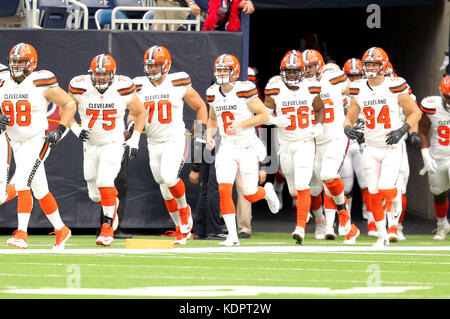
(202, 0, 254, 31)
(153, 0, 202, 31)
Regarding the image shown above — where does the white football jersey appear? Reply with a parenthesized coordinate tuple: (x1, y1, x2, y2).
(206, 80, 259, 143)
(314, 69, 348, 144)
(350, 76, 409, 147)
(134, 72, 190, 143)
(69, 74, 134, 146)
(264, 75, 321, 143)
(420, 96, 450, 160)
(0, 70, 58, 142)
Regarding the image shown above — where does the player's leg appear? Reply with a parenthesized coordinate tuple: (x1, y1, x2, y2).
(397, 146, 410, 240)
(215, 143, 239, 246)
(428, 162, 450, 240)
(0, 134, 16, 206)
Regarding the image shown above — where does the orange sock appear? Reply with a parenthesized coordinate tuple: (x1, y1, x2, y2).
(243, 186, 265, 203)
(378, 188, 397, 213)
(17, 190, 33, 213)
(369, 192, 384, 222)
(296, 189, 311, 228)
(434, 200, 449, 219)
(99, 187, 118, 206)
(399, 194, 407, 223)
(361, 188, 371, 212)
(311, 194, 323, 211)
(38, 192, 58, 215)
(219, 183, 235, 215)
(324, 193, 337, 210)
(164, 198, 178, 213)
(169, 179, 186, 199)
(324, 178, 345, 197)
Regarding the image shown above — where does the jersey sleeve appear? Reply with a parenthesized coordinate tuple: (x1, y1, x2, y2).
(33, 70, 58, 88)
(419, 96, 438, 115)
(133, 76, 145, 93)
(264, 76, 281, 97)
(205, 85, 216, 105)
(68, 75, 88, 95)
(236, 81, 259, 102)
(306, 79, 321, 94)
(349, 80, 362, 97)
(171, 71, 192, 88)
(388, 76, 409, 95)
(116, 76, 136, 97)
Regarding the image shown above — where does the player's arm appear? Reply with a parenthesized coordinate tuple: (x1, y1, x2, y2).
(43, 86, 76, 128)
(125, 93, 146, 159)
(343, 97, 364, 141)
(230, 97, 269, 131)
(312, 95, 325, 124)
(398, 93, 422, 129)
(418, 112, 437, 174)
(206, 105, 218, 150)
(184, 86, 208, 124)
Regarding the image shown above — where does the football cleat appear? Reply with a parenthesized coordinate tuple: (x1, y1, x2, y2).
(367, 221, 378, 237)
(325, 225, 336, 240)
(338, 209, 351, 236)
(373, 236, 389, 248)
(96, 223, 114, 246)
(388, 225, 399, 243)
(179, 205, 193, 234)
(51, 225, 71, 250)
(314, 218, 327, 240)
(7, 230, 28, 249)
(343, 224, 360, 244)
(264, 182, 280, 214)
(292, 226, 305, 245)
(433, 219, 450, 240)
(174, 226, 192, 245)
(219, 236, 240, 247)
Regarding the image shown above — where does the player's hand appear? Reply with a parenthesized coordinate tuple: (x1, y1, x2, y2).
(0, 115, 10, 133)
(71, 123, 89, 142)
(78, 129, 89, 142)
(45, 124, 66, 148)
(276, 114, 291, 128)
(386, 123, 410, 145)
(125, 130, 140, 159)
(228, 120, 243, 134)
(189, 2, 201, 15)
(313, 123, 323, 138)
(344, 125, 364, 141)
(407, 132, 421, 149)
(206, 136, 216, 150)
(419, 148, 437, 175)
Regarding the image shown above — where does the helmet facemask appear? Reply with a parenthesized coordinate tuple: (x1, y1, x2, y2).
(304, 63, 318, 79)
(144, 60, 166, 81)
(9, 57, 30, 80)
(363, 61, 384, 78)
(281, 67, 303, 86)
(214, 66, 233, 85)
(442, 93, 450, 112)
(90, 69, 114, 93)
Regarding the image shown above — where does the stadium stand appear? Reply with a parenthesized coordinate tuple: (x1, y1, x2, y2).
(78, 0, 113, 29)
(0, 0, 21, 18)
(36, 0, 70, 29)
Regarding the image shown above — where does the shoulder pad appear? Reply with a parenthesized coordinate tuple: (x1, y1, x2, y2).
(236, 81, 258, 99)
(264, 75, 282, 96)
(419, 96, 439, 115)
(32, 70, 58, 88)
(327, 70, 348, 85)
(68, 75, 88, 94)
(116, 75, 136, 96)
(170, 71, 191, 87)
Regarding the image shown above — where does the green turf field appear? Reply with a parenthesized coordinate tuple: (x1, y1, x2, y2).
(0, 232, 449, 299)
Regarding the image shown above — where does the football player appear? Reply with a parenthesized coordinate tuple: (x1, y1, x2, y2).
(264, 51, 325, 244)
(418, 75, 450, 240)
(68, 54, 146, 246)
(303, 50, 360, 244)
(344, 47, 421, 247)
(341, 58, 377, 238)
(206, 53, 279, 247)
(1, 43, 76, 249)
(132, 45, 208, 245)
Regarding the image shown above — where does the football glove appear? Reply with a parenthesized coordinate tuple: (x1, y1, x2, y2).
(45, 124, 66, 148)
(344, 125, 364, 142)
(70, 122, 89, 142)
(419, 148, 437, 175)
(125, 130, 140, 159)
(386, 123, 410, 145)
(0, 115, 9, 133)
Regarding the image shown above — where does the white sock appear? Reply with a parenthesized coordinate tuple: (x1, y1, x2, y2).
(169, 212, 181, 227)
(367, 211, 375, 224)
(312, 208, 324, 221)
(325, 209, 336, 229)
(375, 219, 388, 238)
(18, 213, 31, 232)
(102, 205, 115, 219)
(222, 213, 238, 241)
(46, 210, 65, 230)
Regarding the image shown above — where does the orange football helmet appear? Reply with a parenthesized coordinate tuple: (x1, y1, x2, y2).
(343, 58, 363, 81)
(214, 54, 240, 85)
(440, 75, 450, 111)
(144, 45, 171, 81)
(9, 43, 38, 79)
(361, 47, 389, 78)
(89, 54, 117, 92)
(280, 52, 305, 86)
(302, 49, 324, 79)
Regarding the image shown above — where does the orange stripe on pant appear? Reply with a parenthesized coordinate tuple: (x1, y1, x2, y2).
(38, 192, 58, 215)
(17, 190, 33, 213)
(218, 183, 235, 215)
(98, 187, 118, 206)
(296, 189, 311, 228)
(243, 186, 265, 203)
